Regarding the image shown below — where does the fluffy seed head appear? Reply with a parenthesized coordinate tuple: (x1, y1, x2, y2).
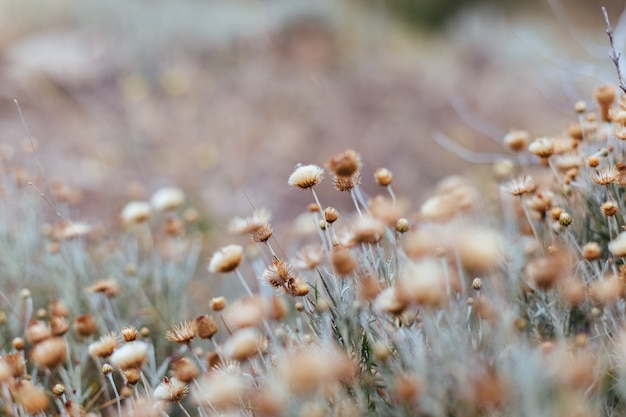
(609, 232, 626, 257)
(150, 187, 185, 212)
(88, 332, 119, 358)
(332, 245, 357, 276)
(208, 244, 244, 273)
(110, 341, 149, 370)
(292, 244, 325, 270)
(528, 137, 555, 158)
(121, 201, 151, 225)
(503, 130, 529, 152)
(288, 164, 324, 189)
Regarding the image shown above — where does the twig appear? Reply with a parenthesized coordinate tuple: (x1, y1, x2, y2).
(603, 7, 626, 94)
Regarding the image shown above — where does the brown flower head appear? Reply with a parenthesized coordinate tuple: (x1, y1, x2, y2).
(328, 149, 361, 177)
(292, 244, 325, 270)
(30, 337, 67, 369)
(87, 277, 120, 298)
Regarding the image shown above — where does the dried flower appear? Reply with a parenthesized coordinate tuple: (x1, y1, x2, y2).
(609, 232, 626, 257)
(121, 325, 138, 342)
(171, 358, 199, 383)
(74, 314, 97, 337)
(602, 200, 619, 217)
(528, 137, 555, 158)
(262, 259, 293, 288)
(165, 321, 196, 344)
(292, 245, 325, 270)
(30, 337, 67, 369)
(503, 130, 529, 152)
(154, 377, 189, 402)
(324, 207, 339, 223)
(333, 172, 361, 192)
(110, 341, 149, 370)
(328, 149, 361, 177)
(332, 245, 357, 276)
(120, 201, 151, 225)
(208, 244, 244, 273)
(211, 296, 227, 311)
(89, 332, 119, 358)
(288, 164, 324, 189)
(506, 176, 536, 196)
(87, 277, 120, 297)
(583, 242, 602, 260)
(151, 187, 185, 212)
(593, 167, 619, 186)
(26, 321, 51, 345)
(13, 381, 49, 414)
(374, 167, 393, 186)
(222, 328, 265, 361)
(195, 315, 218, 339)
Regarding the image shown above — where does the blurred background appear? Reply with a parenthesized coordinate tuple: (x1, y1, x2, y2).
(0, 0, 624, 233)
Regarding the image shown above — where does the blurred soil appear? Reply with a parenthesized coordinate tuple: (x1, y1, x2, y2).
(0, 0, 621, 235)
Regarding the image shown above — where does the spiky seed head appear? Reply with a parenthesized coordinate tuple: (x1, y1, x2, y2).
(592, 167, 619, 185)
(288, 164, 324, 189)
(602, 200, 619, 217)
(583, 242, 602, 260)
(154, 377, 189, 402)
(30, 337, 67, 369)
(262, 259, 292, 288)
(195, 315, 218, 339)
(208, 244, 244, 273)
(110, 341, 149, 370)
(292, 245, 325, 271)
(333, 172, 361, 192)
(251, 223, 273, 242)
(506, 175, 536, 196)
(121, 325, 138, 342)
(374, 167, 393, 186)
(211, 296, 226, 311)
(73, 314, 97, 337)
(150, 187, 185, 212)
(120, 201, 151, 225)
(165, 321, 196, 344)
(503, 130, 529, 152)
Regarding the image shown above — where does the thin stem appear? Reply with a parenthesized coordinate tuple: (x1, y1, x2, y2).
(234, 269, 254, 297)
(106, 373, 122, 417)
(350, 189, 363, 217)
(178, 402, 192, 417)
(386, 185, 397, 205)
(603, 7, 626, 94)
(311, 188, 333, 248)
